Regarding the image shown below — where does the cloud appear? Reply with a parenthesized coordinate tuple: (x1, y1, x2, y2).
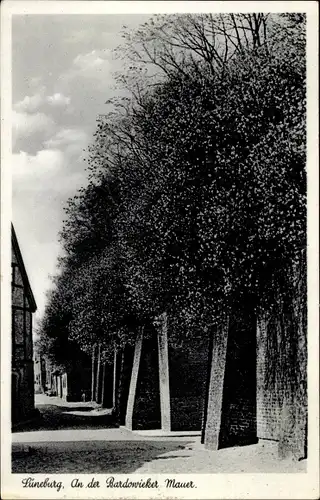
(11, 15, 151, 318)
(14, 89, 71, 115)
(46, 93, 71, 107)
(12, 150, 68, 317)
(15, 91, 71, 112)
(44, 127, 87, 148)
(59, 49, 114, 91)
(12, 110, 55, 145)
(73, 50, 106, 71)
(12, 144, 87, 194)
(44, 127, 88, 159)
(14, 93, 45, 113)
(12, 149, 65, 182)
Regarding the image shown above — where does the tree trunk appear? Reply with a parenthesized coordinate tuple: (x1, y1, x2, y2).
(95, 343, 101, 403)
(101, 361, 107, 408)
(117, 343, 135, 425)
(112, 342, 117, 408)
(157, 312, 171, 431)
(125, 327, 144, 429)
(91, 344, 96, 402)
(203, 315, 230, 450)
(201, 325, 214, 444)
(115, 348, 125, 419)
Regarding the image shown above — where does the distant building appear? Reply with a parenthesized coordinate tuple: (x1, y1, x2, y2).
(34, 352, 47, 394)
(11, 224, 37, 425)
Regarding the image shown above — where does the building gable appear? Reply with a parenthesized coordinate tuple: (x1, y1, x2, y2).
(11, 224, 37, 313)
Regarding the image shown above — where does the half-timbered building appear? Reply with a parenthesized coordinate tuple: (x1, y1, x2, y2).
(11, 224, 37, 425)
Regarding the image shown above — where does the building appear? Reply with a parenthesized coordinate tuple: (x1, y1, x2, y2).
(34, 352, 47, 394)
(11, 224, 38, 426)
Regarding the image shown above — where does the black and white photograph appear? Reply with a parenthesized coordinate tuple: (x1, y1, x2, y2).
(1, 1, 319, 499)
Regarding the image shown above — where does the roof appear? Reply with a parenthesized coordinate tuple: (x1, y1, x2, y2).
(11, 223, 37, 313)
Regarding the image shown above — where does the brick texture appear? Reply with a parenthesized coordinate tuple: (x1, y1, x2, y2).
(219, 302, 257, 448)
(256, 256, 307, 459)
(169, 336, 209, 431)
(256, 318, 281, 440)
(204, 300, 258, 450)
(132, 327, 161, 430)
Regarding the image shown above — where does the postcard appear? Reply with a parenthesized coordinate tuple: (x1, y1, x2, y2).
(1, 1, 319, 499)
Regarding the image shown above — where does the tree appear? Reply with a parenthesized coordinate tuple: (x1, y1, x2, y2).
(38, 14, 306, 447)
(89, 13, 305, 333)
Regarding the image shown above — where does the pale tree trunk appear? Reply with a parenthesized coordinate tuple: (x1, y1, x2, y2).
(115, 348, 125, 420)
(203, 315, 230, 450)
(95, 343, 101, 403)
(101, 361, 107, 408)
(125, 327, 144, 429)
(91, 344, 96, 402)
(157, 312, 171, 432)
(112, 342, 117, 408)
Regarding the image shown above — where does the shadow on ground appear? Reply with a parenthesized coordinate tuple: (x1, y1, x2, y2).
(12, 439, 193, 474)
(12, 403, 116, 433)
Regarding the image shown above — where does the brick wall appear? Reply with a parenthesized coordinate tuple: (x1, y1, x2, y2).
(169, 335, 209, 431)
(128, 322, 209, 432)
(132, 326, 161, 430)
(204, 300, 257, 450)
(256, 313, 307, 458)
(256, 255, 307, 459)
(256, 258, 307, 459)
(219, 301, 257, 448)
(256, 317, 281, 440)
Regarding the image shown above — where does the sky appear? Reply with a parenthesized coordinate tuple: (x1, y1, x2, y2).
(12, 14, 149, 319)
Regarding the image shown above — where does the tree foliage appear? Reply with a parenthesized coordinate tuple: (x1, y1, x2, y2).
(38, 13, 306, 361)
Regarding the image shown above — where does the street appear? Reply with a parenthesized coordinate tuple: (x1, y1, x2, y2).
(11, 395, 306, 474)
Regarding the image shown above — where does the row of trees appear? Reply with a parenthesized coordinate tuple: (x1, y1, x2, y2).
(37, 13, 306, 405)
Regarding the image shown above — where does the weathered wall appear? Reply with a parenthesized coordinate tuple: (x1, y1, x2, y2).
(256, 317, 281, 440)
(204, 256, 307, 459)
(169, 335, 209, 431)
(219, 303, 257, 448)
(132, 326, 161, 430)
(203, 299, 257, 450)
(125, 320, 209, 432)
(256, 256, 307, 459)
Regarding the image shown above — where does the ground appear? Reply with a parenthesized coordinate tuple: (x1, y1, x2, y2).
(11, 394, 307, 474)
